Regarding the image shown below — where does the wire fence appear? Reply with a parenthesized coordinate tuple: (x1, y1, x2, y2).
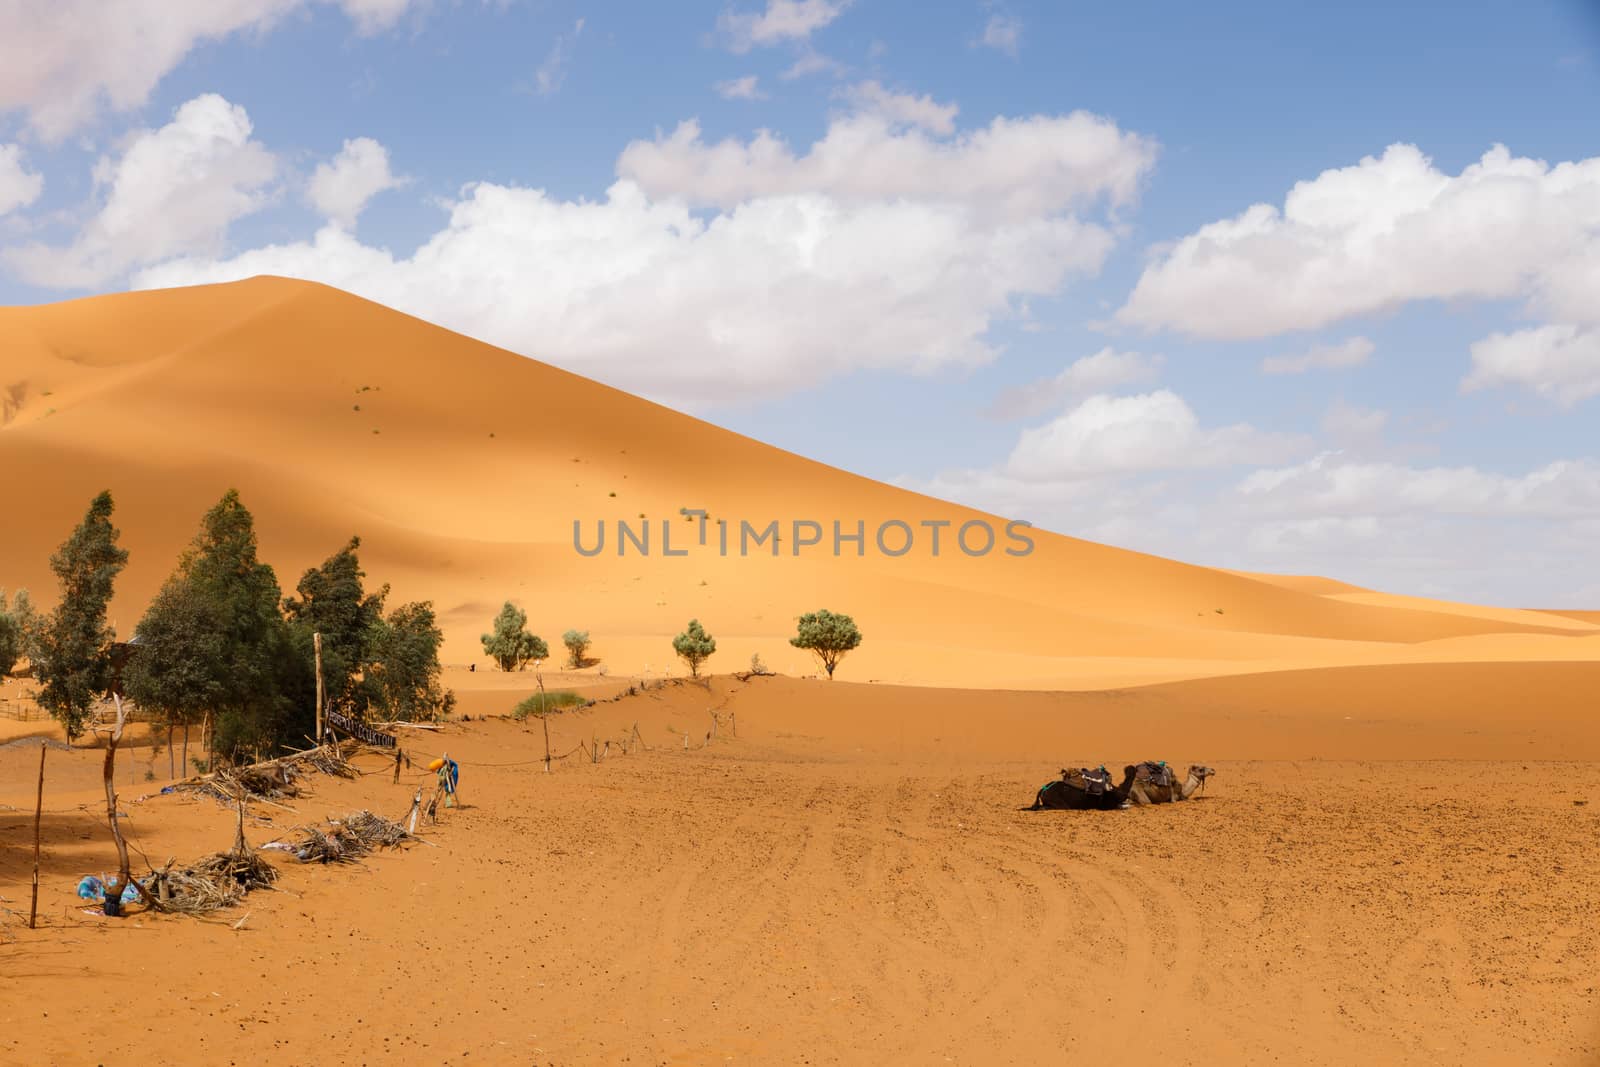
(0, 696, 45, 722)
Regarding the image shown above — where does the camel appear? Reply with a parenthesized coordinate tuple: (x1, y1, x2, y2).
(1027, 765, 1135, 811)
(1124, 761, 1214, 805)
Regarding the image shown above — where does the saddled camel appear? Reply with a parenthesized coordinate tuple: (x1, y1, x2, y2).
(1027, 765, 1135, 811)
(1124, 761, 1214, 805)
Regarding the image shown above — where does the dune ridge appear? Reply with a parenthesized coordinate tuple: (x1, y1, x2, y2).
(2, 275, 1595, 689)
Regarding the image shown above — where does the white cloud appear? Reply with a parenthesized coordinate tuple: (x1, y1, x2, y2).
(842, 81, 957, 135)
(1320, 400, 1387, 451)
(909, 433, 1600, 605)
(135, 182, 1115, 408)
(535, 17, 585, 97)
(1462, 324, 1600, 408)
(0, 1, 424, 140)
(307, 137, 404, 228)
(50, 101, 1150, 408)
(1004, 390, 1309, 482)
(5, 94, 276, 287)
(1118, 143, 1600, 340)
(616, 112, 1157, 219)
(715, 76, 767, 101)
(0, 145, 44, 216)
(780, 47, 844, 81)
(1261, 335, 1374, 375)
(986, 347, 1162, 420)
(337, 0, 416, 33)
(718, 0, 848, 53)
(979, 13, 1022, 56)
(1236, 453, 1600, 519)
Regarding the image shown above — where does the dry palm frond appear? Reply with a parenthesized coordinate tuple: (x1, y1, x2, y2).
(150, 846, 279, 914)
(173, 740, 361, 806)
(281, 810, 417, 864)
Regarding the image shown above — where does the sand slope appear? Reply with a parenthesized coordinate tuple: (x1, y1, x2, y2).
(2, 276, 1595, 689)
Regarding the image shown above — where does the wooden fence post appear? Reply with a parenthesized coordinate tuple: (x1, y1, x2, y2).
(29, 744, 45, 929)
(313, 632, 325, 744)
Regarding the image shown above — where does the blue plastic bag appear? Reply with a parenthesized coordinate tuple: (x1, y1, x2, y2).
(77, 875, 138, 904)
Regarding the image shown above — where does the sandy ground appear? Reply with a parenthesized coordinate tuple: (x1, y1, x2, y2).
(3, 670, 1598, 1066)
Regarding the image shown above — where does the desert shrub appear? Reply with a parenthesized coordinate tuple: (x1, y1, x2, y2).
(672, 619, 716, 678)
(482, 602, 547, 672)
(790, 609, 862, 680)
(512, 690, 588, 719)
(562, 629, 592, 668)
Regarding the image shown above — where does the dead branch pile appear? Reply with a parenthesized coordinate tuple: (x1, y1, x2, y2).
(173, 740, 361, 805)
(151, 848, 279, 914)
(145, 792, 281, 914)
(284, 810, 417, 864)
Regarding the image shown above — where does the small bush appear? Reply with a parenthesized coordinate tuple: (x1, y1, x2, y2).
(512, 690, 588, 719)
(562, 629, 592, 668)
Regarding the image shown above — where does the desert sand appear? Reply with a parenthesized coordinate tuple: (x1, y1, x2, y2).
(2, 278, 1598, 1064)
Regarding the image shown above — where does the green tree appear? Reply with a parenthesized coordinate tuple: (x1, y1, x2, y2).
(790, 609, 863, 680)
(367, 601, 455, 721)
(123, 580, 226, 776)
(0, 589, 27, 676)
(672, 619, 716, 678)
(482, 601, 546, 671)
(175, 490, 304, 761)
(8, 588, 38, 665)
(562, 628, 592, 669)
(33, 491, 129, 741)
(282, 537, 388, 714)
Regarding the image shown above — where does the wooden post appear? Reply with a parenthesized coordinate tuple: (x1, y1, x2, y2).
(29, 744, 45, 929)
(101, 693, 132, 917)
(231, 788, 248, 858)
(731, 711, 736, 739)
(393, 747, 402, 785)
(536, 665, 551, 773)
(313, 632, 325, 744)
(407, 788, 422, 833)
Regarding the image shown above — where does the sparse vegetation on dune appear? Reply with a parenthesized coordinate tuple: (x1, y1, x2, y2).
(482, 601, 547, 672)
(672, 618, 716, 678)
(512, 689, 589, 718)
(791, 609, 863, 680)
(562, 629, 593, 668)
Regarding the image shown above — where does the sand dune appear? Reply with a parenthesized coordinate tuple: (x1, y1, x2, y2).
(5, 278, 1600, 1064)
(3, 277, 1595, 689)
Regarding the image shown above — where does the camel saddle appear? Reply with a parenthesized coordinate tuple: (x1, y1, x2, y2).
(1066, 766, 1113, 795)
(1134, 761, 1176, 788)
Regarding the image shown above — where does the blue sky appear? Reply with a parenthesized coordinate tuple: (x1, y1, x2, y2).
(2, 0, 1598, 604)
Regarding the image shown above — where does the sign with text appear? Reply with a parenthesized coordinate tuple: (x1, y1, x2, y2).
(326, 709, 397, 748)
